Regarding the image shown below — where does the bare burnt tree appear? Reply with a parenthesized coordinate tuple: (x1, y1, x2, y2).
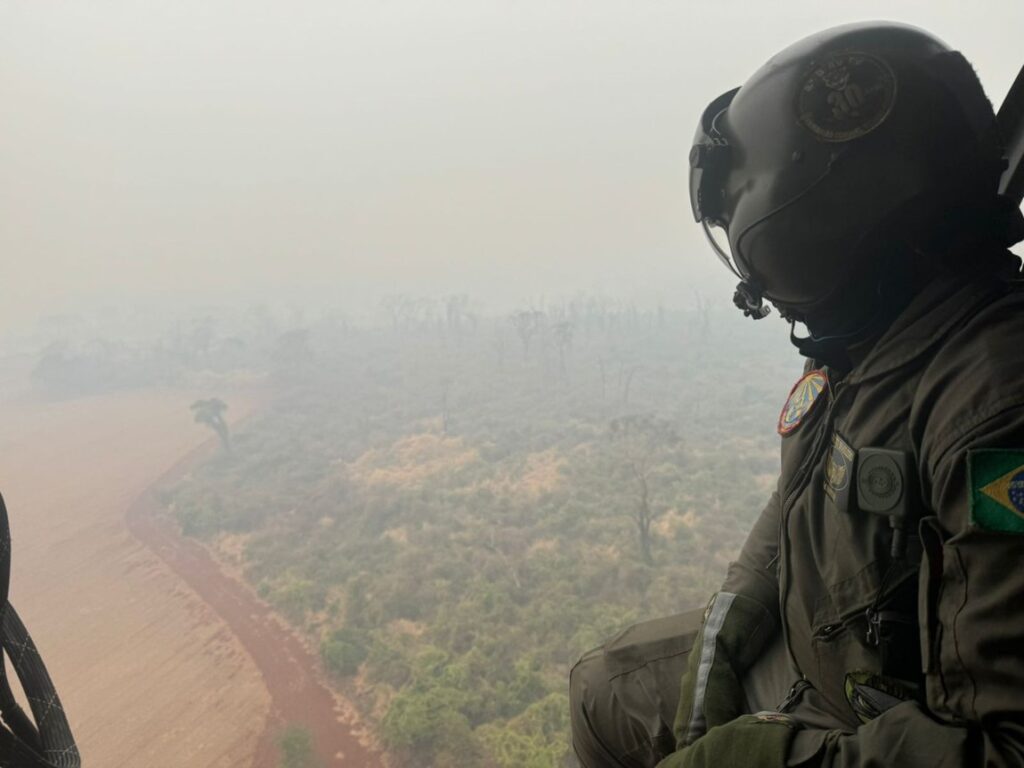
(189, 316, 217, 363)
(440, 376, 454, 435)
(509, 310, 544, 361)
(484, 529, 522, 592)
(444, 294, 470, 335)
(551, 321, 573, 376)
(381, 295, 433, 332)
(381, 294, 407, 331)
(607, 414, 683, 564)
(619, 364, 641, 406)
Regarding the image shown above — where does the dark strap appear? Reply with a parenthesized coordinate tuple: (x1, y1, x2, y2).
(0, 495, 79, 768)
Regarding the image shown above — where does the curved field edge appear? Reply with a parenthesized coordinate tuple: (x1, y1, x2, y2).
(126, 432, 385, 768)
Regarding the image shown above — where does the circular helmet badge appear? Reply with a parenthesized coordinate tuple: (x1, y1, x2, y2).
(797, 51, 897, 142)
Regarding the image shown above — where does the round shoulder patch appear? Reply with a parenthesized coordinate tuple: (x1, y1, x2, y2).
(796, 51, 897, 142)
(778, 370, 827, 436)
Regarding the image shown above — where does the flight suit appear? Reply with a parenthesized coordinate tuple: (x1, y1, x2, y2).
(571, 266, 1024, 767)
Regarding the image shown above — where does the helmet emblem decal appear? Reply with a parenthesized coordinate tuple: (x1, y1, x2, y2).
(797, 52, 897, 142)
(778, 370, 828, 436)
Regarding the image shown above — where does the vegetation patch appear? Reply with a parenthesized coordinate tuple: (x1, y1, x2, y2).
(165, 299, 795, 766)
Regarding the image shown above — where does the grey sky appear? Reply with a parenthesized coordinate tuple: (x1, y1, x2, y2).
(2, 1, 1022, 331)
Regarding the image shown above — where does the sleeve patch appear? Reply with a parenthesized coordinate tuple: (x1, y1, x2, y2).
(778, 370, 827, 436)
(969, 449, 1024, 534)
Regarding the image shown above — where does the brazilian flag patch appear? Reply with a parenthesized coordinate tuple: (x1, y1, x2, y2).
(969, 450, 1024, 534)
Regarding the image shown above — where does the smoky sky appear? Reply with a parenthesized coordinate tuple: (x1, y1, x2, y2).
(2, 1, 1022, 332)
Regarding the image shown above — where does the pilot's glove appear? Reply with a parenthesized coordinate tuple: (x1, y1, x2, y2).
(673, 592, 777, 746)
(657, 713, 800, 768)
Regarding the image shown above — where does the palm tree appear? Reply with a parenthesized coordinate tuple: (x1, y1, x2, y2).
(190, 398, 231, 452)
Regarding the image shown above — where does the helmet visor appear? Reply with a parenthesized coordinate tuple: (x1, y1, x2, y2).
(701, 219, 742, 278)
(689, 87, 738, 223)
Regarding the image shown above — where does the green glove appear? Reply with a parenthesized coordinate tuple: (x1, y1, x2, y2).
(673, 592, 778, 747)
(657, 713, 800, 768)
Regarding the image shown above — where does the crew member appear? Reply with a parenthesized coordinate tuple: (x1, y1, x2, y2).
(570, 21, 1024, 768)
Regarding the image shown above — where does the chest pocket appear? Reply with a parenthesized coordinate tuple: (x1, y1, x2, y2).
(810, 443, 925, 702)
(811, 559, 920, 676)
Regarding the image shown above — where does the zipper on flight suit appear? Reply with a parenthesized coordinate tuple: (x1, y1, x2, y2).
(777, 373, 849, 673)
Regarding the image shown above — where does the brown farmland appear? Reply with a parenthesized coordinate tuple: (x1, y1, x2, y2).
(0, 390, 271, 766)
(0, 390, 384, 767)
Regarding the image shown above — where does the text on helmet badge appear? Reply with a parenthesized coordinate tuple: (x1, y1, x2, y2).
(797, 52, 897, 142)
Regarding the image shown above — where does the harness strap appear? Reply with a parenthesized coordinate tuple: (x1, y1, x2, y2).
(0, 495, 79, 768)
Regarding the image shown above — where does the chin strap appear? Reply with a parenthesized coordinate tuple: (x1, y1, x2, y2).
(785, 282, 889, 369)
(788, 321, 854, 370)
(733, 281, 771, 319)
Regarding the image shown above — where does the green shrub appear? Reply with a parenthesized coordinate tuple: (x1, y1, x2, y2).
(320, 628, 368, 677)
(277, 725, 319, 768)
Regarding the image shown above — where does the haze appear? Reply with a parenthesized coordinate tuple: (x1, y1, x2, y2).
(3, 1, 1022, 333)
(4, 5, 1024, 766)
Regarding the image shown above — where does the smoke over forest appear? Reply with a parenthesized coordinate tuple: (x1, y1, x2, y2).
(11, 292, 794, 765)
(5, 2, 1023, 766)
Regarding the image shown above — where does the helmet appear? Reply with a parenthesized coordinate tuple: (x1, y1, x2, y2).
(689, 22, 1011, 324)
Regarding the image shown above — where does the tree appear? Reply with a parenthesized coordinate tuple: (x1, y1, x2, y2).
(321, 628, 368, 677)
(278, 725, 319, 768)
(188, 315, 217, 362)
(618, 364, 641, 406)
(509, 311, 544, 360)
(607, 415, 684, 564)
(190, 398, 231, 452)
(440, 376, 454, 435)
(444, 294, 470, 335)
(551, 321, 573, 376)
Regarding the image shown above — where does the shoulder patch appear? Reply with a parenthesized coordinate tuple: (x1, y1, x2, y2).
(778, 370, 827, 436)
(969, 450, 1024, 534)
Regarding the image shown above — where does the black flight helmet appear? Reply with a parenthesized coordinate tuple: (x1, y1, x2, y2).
(690, 22, 1008, 325)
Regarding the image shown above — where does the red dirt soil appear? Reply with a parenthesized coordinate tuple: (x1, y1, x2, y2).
(0, 390, 383, 767)
(0, 391, 270, 767)
(127, 438, 384, 768)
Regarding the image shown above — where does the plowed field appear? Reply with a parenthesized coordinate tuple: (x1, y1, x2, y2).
(0, 390, 271, 766)
(0, 389, 384, 767)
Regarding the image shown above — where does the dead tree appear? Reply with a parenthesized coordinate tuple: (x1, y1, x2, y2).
(509, 310, 544, 360)
(607, 415, 682, 564)
(485, 529, 522, 591)
(440, 376, 454, 435)
(619, 364, 641, 406)
(551, 321, 573, 376)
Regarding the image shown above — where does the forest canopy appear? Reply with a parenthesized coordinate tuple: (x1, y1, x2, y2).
(160, 296, 796, 767)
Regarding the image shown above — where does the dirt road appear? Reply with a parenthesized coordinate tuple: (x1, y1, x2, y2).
(0, 389, 384, 768)
(127, 435, 384, 768)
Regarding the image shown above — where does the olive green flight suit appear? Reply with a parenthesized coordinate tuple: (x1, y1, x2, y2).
(571, 269, 1024, 767)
